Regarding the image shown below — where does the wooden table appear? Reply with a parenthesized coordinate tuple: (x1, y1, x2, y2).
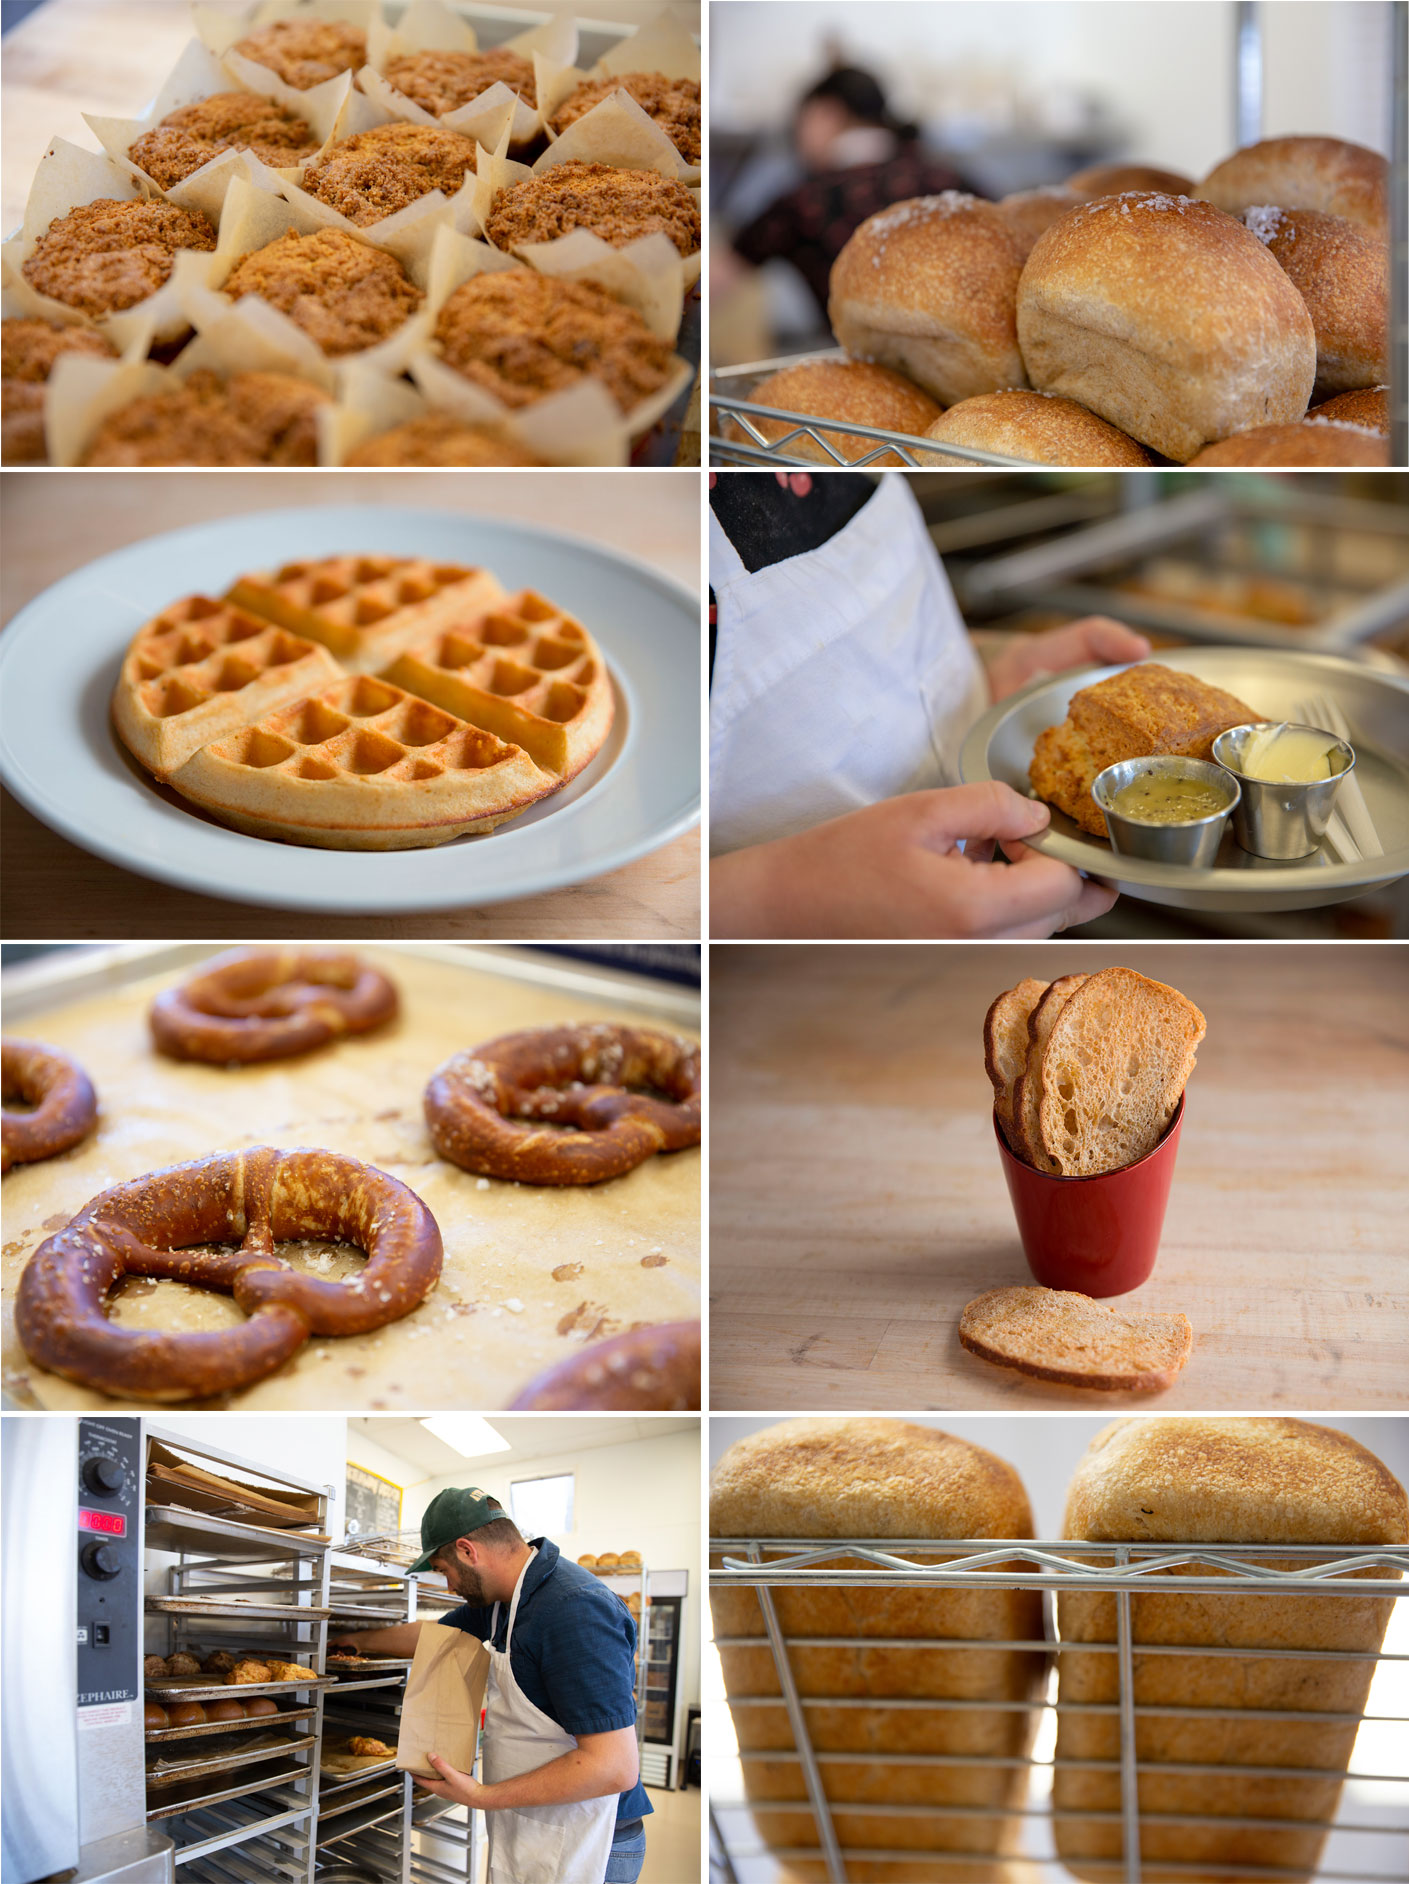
(0, 470, 701, 940)
(710, 943, 1409, 1411)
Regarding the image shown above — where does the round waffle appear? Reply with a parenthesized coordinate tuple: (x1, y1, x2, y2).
(111, 556, 615, 850)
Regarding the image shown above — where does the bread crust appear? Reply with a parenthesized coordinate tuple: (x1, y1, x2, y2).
(1016, 193, 1317, 461)
(992, 187, 1083, 261)
(1064, 162, 1195, 196)
(1244, 205, 1387, 392)
(982, 977, 1048, 1143)
(1188, 418, 1388, 465)
(828, 193, 1027, 406)
(1198, 135, 1388, 238)
(1010, 974, 1087, 1166)
(727, 357, 941, 466)
(1307, 384, 1388, 433)
(958, 1286, 1192, 1392)
(921, 389, 1151, 466)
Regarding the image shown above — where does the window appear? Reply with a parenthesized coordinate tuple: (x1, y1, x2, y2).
(510, 1473, 574, 1539)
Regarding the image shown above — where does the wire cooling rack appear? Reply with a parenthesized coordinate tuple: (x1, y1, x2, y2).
(708, 1537, 1409, 1883)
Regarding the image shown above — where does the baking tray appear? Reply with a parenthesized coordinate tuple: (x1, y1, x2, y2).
(960, 646, 1409, 912)
(143, 1504, 333, 1559)
(145, 1765, 308, 1822)
(146, 1703, 315, 1744)
(149, 1596, 331, 1621)
(326, 1656, 412, 1672)
(325, 1606, 407, 1623)
(146, 1674, 336, 1703)
(148, 1732, 316, 1788)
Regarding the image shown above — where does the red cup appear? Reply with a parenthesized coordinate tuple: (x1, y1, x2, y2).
(994, 1096, 1184, 1297)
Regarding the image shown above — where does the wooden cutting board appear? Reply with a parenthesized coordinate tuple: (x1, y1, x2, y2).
(710, 943, 1409, 1411)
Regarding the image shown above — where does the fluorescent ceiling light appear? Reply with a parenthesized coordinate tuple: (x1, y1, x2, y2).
(420, 1416, 512, 1459)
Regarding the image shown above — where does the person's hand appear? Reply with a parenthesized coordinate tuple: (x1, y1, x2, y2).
(987, 616, 1151, 703)
(709, 471, 813, 495)
(417, 1755, 489, 1809)
(710, 781, 1116, 939)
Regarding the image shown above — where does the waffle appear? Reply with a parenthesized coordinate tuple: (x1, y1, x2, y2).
(225, 555, 504, 671)
(112, 557, 615, 849)
(381, 590, 614, 780)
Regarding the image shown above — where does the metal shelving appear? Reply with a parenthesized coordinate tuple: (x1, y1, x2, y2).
(708, 1535, 1409, 1883)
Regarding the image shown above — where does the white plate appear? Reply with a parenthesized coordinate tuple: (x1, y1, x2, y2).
(0, 505, 700, 914)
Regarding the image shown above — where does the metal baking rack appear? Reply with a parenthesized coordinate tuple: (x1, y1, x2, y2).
(708, 1536, 1409, 1883)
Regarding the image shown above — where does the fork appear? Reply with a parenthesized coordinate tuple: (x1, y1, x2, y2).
(1293, 694, 1383, 860)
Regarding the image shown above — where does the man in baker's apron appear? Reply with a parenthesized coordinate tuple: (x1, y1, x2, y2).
(329, 1488, 648, 1884)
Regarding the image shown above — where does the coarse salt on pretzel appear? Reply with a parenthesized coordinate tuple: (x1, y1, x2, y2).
(424, 1024, 701, 1186)
(14, 1146, 441, 1402)
(2, 1038, 99, 1173)
(149, 949, 399, 1064)
(510, 1321, 701, 1409)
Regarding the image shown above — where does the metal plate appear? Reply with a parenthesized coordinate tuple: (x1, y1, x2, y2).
(147, 1732, 315, 1788)
(146, 1704, 315, 1745)
(959, 647, 1409, 912)
(148, 1597, 330, 1621)
(326, 1657, 412, 1672)
(144, 1764, 307, 1822)
(145, 1675, 337, 1703)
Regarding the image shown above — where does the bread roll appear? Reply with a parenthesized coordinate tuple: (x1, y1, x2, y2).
(992, 186, 1083, 261)
(726, 358, 941, 465)
(144, 1701, 170, 1731)
(1308, 383, 1388, 434)
(920, 390, 1151, 466)
(1065, 162, 1195, 196)
(1188, 419, 1388, 466)
(205, 1698, 247, 1722)
(1198, 135, 1388, 238)
(577, 1553, 599, 1571)
(711, 1417, 1046, 1884)
(1244, 206, 1387, 392)
(242, 1696, 280, 1718)
(828, 193, 1027, 406)
(596, 1552, 620, 1573)
(1017, 194, 1317, 461)
(167, 1701, 207, 1727)
(1055, 1417, 1408, 1883)
(617, 1549, 643, 1569)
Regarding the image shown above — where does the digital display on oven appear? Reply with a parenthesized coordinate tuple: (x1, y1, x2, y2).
(78, 1507, 127, 1537)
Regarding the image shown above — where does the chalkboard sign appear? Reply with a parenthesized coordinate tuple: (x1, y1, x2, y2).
(345, 1463, 402, 1541)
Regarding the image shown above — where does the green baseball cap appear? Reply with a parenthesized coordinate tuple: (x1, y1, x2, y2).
(408, 1487, 503, 1572)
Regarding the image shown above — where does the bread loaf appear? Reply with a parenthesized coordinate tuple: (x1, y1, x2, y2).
(1198, 135, 1388, 238)
(1244, 205, 1387, 392)
(828, 194, 1028, 406)
(1064, 162, 1195, 196)
(992, 186, 1083, 261)
(1188, 418, 1388, 465)
(921, 390, 1151, 466)
(1308, 384, 1388, 433)
(1016, 193, 1317, 461)
(1055, 1417, 1408, 1883)
(711, 1418, 1046, 1883)
(726, 358, 941, 465)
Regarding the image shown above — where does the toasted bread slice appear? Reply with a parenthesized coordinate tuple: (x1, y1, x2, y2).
(983, 977, 1048, 1145)
(959, 1285, 1193, 1391)
(1011, 974, 1088, 1167)
(1036, 966, 1205, 1177)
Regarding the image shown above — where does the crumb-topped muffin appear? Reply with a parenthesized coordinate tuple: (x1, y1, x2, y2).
(128, 93, 320, 190)
(232, 18, 367, 90)
(81, 369, 330, 465)
(485, 162, 699, 256)
(346, 412, 540, 465)
(434, 270, 673, 413)
(22, 199, 218, 317)
(224, 228, 423, 355)
(2, 318, 117, 461)
(550, 72, 701, 166)
(301, 123, 476, 225)
(383, 47, 537, 116)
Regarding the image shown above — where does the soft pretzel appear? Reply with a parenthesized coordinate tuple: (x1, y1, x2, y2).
(149, 949, 398, 1064)
(510, 1320, 701, 1409)
(14, 1146, 441, 1402)
(425, 1025, 701, 1186)
(2, 1038, 99, 1173)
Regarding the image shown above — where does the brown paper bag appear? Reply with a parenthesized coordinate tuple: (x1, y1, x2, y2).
(396, 1620, 490, 1780)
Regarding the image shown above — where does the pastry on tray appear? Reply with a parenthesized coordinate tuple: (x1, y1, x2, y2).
(300, 123, 477, 226)
(127, 93, 320, 190)
(222, 229, 423, 356)
(550, 73, 700, 165)
(2, 319, 117, 463)
(22, 200, 217, 318)
(232, 18, 367, 90)
(485, 162, 700, 258)
(81, 371, 329, 468)
(383, 47, 536, 115)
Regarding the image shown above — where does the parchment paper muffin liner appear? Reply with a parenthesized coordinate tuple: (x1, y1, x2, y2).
(270, 120, 483, 250)
(406, 223, 691, 447)
(0, 139, 225, 347)
(469, 140, 699, 312)
(2, 309, 156, 464)
(322, 358, 625, 466)
(192, 0, 384, 70)
(176, 172, 436, 380)
(538, 7, 700, 183)
(359, 0, 574, 151)
(83, 37, 359, 222)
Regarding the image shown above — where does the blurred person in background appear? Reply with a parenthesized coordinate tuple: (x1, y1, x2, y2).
(714, 65, 976, 324)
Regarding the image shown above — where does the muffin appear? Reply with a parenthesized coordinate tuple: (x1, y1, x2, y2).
(22, 199, 217, 317)
(223, 228, 423, 355)
(434, 271, 673, 413)
(81, 369, 329, 465)
(2, 318, 117, 462)
(346, 412, 540, 465)
(550, 72, 701, 166)
(232, 19, 367, 90)
(127, 93, 319, 190)
(383, 48, 536, 116)
(300, 123, 477, 226)
(485, 162, 699, 257)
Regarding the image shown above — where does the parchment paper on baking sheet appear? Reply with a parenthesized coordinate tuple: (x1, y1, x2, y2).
(1, 948, 699, 1414)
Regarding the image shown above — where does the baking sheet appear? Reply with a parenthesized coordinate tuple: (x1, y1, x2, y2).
(147, 1730, 315, 1787)
(149, 1597, 331, 1620)
(1, 944, 700, 1410)
(327, 1655, 412, 1671)
(145, 1761, 306, 1821)
(145, 1674, 336, 1702)
(146, 1702, 316, 1744)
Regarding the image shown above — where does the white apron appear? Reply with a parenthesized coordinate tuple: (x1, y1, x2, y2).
(483, 1551, 620, 1884)
(709, 474, 988, 854)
